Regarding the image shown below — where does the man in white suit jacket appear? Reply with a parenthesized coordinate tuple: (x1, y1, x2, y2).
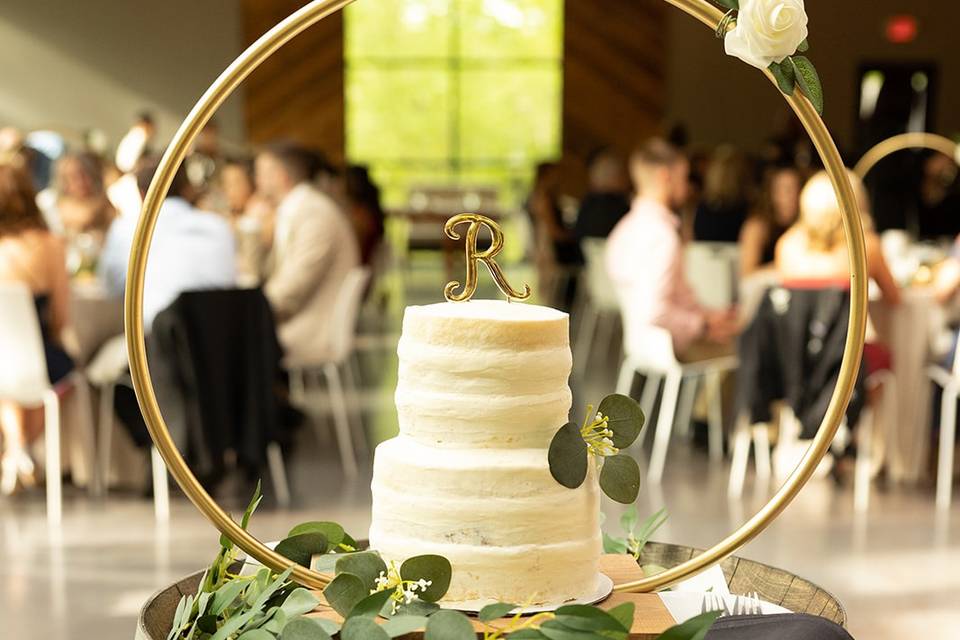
(256, 142, 359, 367)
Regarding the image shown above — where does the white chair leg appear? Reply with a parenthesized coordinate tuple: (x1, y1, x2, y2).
(674, 376, 698, 440)
(752, 424, 772, 485)
(706, 371, 724, 462)
(728, 413, 751, 498)
(97, 383, 115, 498)
(615, 360, 636, 397)
(342, 360, 368, 459)
(324, 363, 358, 479)
(43, 390, 62, 526)
(648, 372, 681, 484)
(266, 442, 291, 509)
(574, 308, 599, 378)
(633, 373, 661, 451)
(937, 386, 957, 511)
(854, 407, 874, 513)
(151, 446, 170, 522)
(71, 375, 98, 497)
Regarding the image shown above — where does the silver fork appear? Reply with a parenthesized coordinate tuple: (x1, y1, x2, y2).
(735, 592, 762, 615)
(700, 592, 762, 616)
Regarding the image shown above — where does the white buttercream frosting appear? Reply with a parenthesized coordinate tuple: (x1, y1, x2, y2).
(369, 300, 601, 604)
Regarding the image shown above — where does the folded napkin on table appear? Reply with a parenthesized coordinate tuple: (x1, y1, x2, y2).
(706, 614, 854, 640)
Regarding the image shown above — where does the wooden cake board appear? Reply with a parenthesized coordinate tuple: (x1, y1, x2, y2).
(308, 554, 676, 639)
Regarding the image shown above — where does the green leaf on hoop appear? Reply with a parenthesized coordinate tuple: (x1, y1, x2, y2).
(599, 454, 641, 504)
(399, 555, 452, 603)
(768, 59, 796, 96)
(796, 38, 809, 53)
(548, 422, 588, 489)
(603, 532, 629, 555)
(280, 617, 334, 640)
(347, 589, 394, 620)
(714, 0, 739, 10)
(220, 481, 262, 550)
(598, 394, 645, 449)
(287, 522, 345, 547)
(322, 573, 367, 617)
(275, 532, 329, 568)
(477, 602, 518, 621)
(791, 55, 824, 115)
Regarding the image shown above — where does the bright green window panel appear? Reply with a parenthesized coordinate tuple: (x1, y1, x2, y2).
(345, 0, 564, 208)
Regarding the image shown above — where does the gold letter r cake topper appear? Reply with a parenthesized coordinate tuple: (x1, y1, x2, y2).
(443, 213, 531, 303)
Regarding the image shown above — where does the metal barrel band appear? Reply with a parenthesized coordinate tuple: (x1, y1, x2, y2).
(126, 0, 868, 595)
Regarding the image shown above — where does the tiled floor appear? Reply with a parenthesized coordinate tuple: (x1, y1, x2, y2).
(2, 264, 959, 639)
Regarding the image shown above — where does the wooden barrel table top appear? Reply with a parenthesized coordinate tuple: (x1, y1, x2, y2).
(135, 542, 846, 639)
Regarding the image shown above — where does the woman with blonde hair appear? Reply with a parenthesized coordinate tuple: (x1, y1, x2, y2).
(693, 145, 752, 242)
(48, 151, 116, 238)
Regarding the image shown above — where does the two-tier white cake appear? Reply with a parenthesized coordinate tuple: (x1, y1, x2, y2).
(369, 299, 601, 605)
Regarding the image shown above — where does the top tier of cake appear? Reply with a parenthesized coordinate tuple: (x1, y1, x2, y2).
(395, 300, 572, 449)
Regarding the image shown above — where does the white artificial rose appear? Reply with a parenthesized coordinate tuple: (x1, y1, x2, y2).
(724, 0, 809, 70)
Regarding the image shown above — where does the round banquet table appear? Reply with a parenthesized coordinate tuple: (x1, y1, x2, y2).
(134, 542, 846, 639)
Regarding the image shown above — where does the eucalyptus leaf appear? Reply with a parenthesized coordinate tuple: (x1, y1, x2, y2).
(424, 610, 475, 640)
(478, 601, 517, 621)
(287, 522, 345, 547)
(654, 610, 721, 640)
(606, 602, 635, 633)
(598, 394, 645, 448)
(348, 589, 394, 619)
(312, 552, 344, 573)
(634, 508, 669, 556)
(276, 533, 329, 568)
(209, 608, 261, 640)
(236, 630, 273, 640)
(166, 595, 188, 640)
(399, 555, 452, 602)
(221, 481, 262, 550)
(602, 532, 628, 555)
(279, 588, 321, 618)
(599, 454, 641, 504)
(381, 614, 429, 637)
(791, 55, 824, 115)
(341, 616, 391, 640)
(797, 38, 809, 53)
(322, 573, 367, 617)
(389, 598, 440, 618)
(261, 609, 287, 634)
(336, 551, 387, 591)
(313, 617, 343, 635)
(507, 631, 547, 639)
(281, 616, 334, 640)
(768, 60, 796, 96)
(714, 0, 738, 10)
(210, 580, 246, 615)
(554, 604, 627, 631)
(196, 615, 219, 635)
(548, 422, 588, 489)
(619, 504, 638, 535)
(249, 567, 294, 613)
(538, 618, 609, 639)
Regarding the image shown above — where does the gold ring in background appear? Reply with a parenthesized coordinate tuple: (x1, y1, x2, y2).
(854, 132, 960, 180)
(125, 0, 868, 593)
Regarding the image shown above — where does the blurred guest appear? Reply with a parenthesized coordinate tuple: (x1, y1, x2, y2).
(916, 151, 960, 240)
(185, 120, 222, 193)
(573, 147, 631, 241)
(255, 142, 359, 364)
(776, 171, 900, 304)
(776, 171, 900, 377)
(99, 155, 236, 328)
(46, 152, 116, 239)
(115, 112, 156, 173)
(0, 161, 74, 494)
(344, 165, 385, 266)
(608, 139, 738, 360)
(738, 164, 802, 276)
(211, 157, 274, 285)
(528, 161, 581, 266)
(693, 145, 752, 243)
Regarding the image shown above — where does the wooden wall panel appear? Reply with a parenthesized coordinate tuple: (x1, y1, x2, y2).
(562, 0, 667, 187)
(241, 0, 345, 163)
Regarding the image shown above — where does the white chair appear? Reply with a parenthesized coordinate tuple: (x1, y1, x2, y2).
(288, 267, 372, 479)
(685, 242, 740, 309)
(0, 283, 96, 524)
(615, 324, 736, 484)
(574, 239, 621, 377)
(927, 342, 960, 510)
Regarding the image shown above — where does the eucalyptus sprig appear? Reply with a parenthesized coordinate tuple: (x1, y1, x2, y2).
(548, 394, 645, 504)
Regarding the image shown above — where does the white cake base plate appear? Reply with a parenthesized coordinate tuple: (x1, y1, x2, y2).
(442, 573, 614, 615)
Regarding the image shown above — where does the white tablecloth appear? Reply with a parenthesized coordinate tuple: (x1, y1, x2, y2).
(869, 288, 945, 484)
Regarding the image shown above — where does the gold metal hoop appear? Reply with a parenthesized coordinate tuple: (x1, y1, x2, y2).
(854, 132, 960, 180)
(126, 0, 867, 593)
